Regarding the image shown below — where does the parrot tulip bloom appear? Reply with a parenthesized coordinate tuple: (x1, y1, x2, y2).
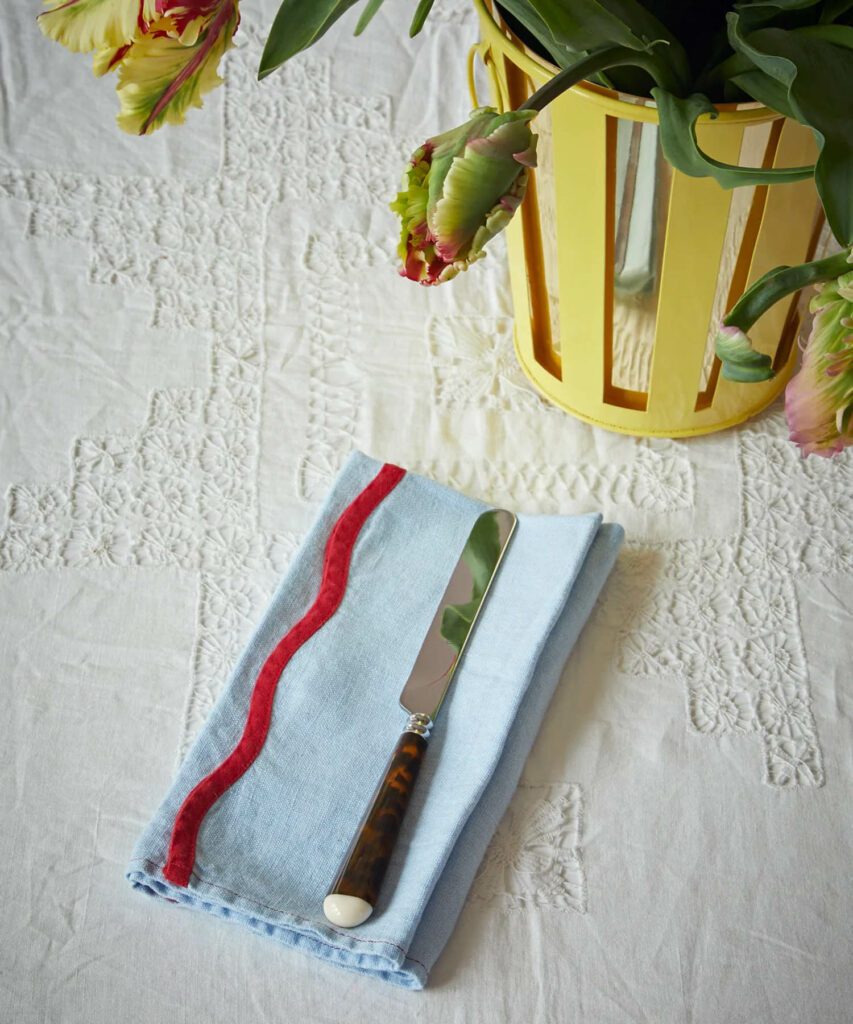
(785, 270, 853, 457)
(38, 0, 239, 135)
(391, 107, 537, 285)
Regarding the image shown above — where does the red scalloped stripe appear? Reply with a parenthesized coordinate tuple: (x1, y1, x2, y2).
(163, 462, 406, 887)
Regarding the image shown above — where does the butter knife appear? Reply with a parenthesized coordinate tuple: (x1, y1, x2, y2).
(323, 508, 517, 928)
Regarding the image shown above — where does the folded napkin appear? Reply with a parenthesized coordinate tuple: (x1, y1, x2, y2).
(127, 452, 623, 988)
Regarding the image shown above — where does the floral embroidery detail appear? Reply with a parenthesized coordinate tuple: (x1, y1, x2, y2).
(470, 784, 586, 913)
(297, 326, 362, 503)
(428, 315, 553, 413)
(289, 222, 386, 502)
(414, 447, 692, 519)
(688, 684, 754, 735)
(0, 525, 63, 572)
(136, 521, 199, 568)
(756, 683, 815, 740)
(735, 533, 802, 579)
(138, 478, 196, 523)
(740, 432, 853, 576)
(148, 388, 203, 432)
(74, 435, 136, 477)
(62, 523, 135, 568)
(7, 484, 69, 528)
(605, 530, 824, 788)
(71, 478, 135, 524)
(764, 737, 823, 787)
(681, 635, 741, 683)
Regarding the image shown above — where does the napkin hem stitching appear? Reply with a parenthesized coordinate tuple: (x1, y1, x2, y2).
(128, 857, 427, 969)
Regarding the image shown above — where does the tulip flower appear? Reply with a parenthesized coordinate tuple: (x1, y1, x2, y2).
(391, 107, 537, 285)
(785, 271, 853, 457)
(38, 0, 240, 135)
(715, 324, 774, 382)
(714, 248, 853, 456)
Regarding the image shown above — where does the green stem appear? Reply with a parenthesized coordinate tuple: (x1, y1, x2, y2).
(518, 44, 681, 113)
(724, 249, 853, 332)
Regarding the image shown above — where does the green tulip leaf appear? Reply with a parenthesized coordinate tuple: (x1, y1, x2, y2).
(820, 0, 853, 22)
(539, 0, 689, 87)
(735, 0, 825, 24)
(409, 0, 436, 37)
(730, 68, 798, 118)
(259, 0, 359, 78)
(496, 0, 690, 93)
(354, 0, 386, 36)
(795, 23, 853, 47)
(490, 0, 579, 67)
(523, 0, 655, 52)
(727, 17, 853, 244)
(652, 88, 814, 187)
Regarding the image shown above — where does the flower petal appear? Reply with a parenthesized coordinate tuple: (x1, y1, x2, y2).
(114, 2, 239, 135)
(38, 0, 154, 53)
(785, 271, 853, 457)
(429, 125, 536, 260)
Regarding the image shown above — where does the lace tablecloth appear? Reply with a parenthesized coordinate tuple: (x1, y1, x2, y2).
(2, 2, 851, 1020)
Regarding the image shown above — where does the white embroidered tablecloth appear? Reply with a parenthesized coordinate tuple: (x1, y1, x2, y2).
(1, 2, 851, 1020)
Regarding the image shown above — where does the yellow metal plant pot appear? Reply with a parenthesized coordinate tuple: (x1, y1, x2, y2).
(471, 0, 824, 437)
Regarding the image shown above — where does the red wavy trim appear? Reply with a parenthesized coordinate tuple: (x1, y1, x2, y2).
(163, 462, 406, 887)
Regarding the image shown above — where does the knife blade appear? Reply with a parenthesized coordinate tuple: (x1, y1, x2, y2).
(323, 508, 517, 928)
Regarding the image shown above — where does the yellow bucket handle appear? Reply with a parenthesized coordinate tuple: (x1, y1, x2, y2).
(467, 43, 506, 112)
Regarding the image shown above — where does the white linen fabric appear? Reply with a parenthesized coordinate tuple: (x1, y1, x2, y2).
(1, 0, 851, 1020)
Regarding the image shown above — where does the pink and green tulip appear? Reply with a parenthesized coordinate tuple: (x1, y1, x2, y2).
(391, 107, 537, 285)
(785, 271, 853, 458)
(38, 0, 239, 135)
(715, 246, 853, 456)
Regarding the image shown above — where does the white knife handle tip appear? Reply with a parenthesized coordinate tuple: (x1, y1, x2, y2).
(323, 894, 373, 928)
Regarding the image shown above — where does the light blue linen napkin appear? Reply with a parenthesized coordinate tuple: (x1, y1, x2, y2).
(127, 452, 623, 988)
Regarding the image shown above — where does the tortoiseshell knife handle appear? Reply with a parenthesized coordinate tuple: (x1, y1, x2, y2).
(323, 727, 428, 928)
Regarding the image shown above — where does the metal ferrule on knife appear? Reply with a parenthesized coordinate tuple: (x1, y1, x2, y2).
(403, 712, 432, 737)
